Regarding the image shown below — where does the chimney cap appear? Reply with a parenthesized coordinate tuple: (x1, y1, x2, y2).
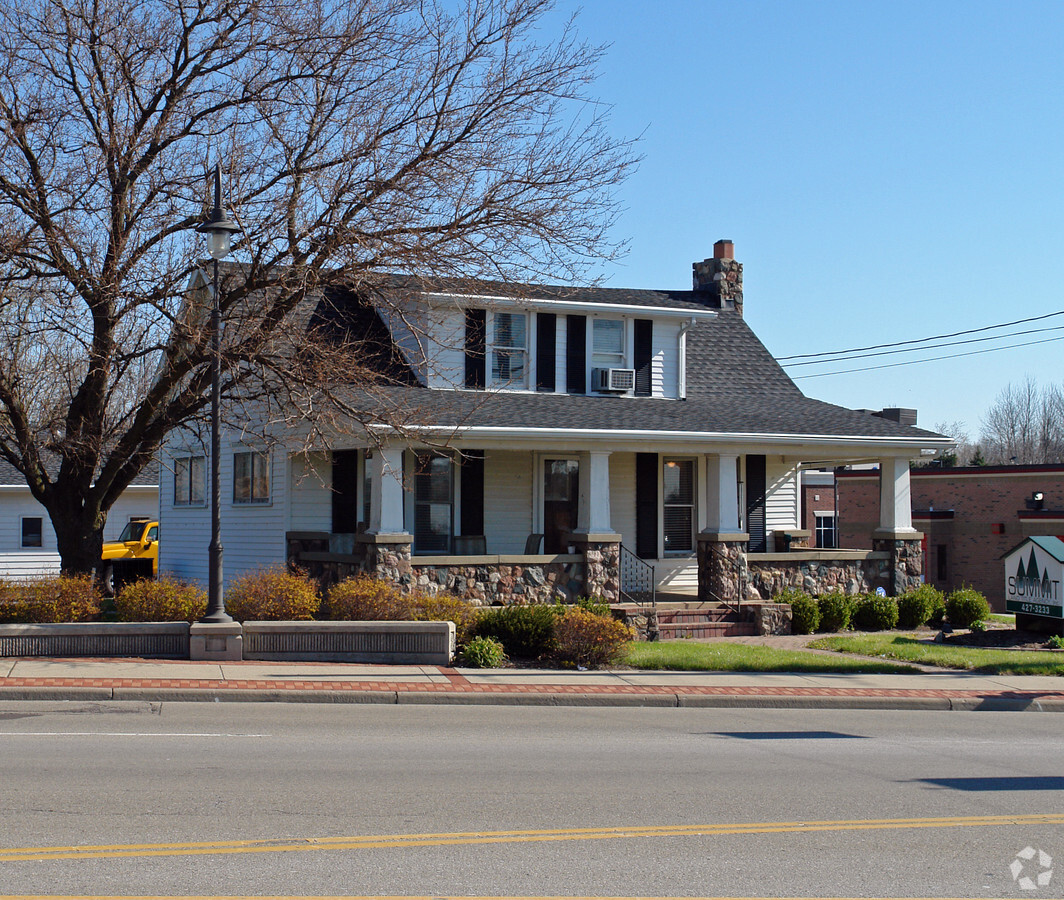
(713, 239, 735, 259)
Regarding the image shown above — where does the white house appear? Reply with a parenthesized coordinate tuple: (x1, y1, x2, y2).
(0, 459, 159, 578)
(160, 241, 951, 605)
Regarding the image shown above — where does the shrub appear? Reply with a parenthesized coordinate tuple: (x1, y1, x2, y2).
(456, 635, 507, 668)
(775, 587, 813, 606)
(896, 584, 943, 629)
(817, 592, 854, 633)
(474, 603, 558, 659)
(552, 607, 634, 668)
(114, 577, 207, 623)
(928, 594, 947, 628)
(969, 619, 986, 632)
(0, 576, 101, 623)
(851, 593, 899, 631)
(324, 575, 414, 621)
(223, 568, 320, 621)
(567, 596, 613, 618)
(1047, 634, 1064, 650)
(945, 588, 991, 629)
(788, 595, 820, 635)
(412, 592, 480, 645)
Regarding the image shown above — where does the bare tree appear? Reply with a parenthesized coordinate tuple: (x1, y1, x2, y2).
(0, 0, 636, 574)
(927, 420, 972, 467)
(980, 377, 1064, 464)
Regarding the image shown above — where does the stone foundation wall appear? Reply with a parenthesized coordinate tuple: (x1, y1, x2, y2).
(746, 552, 893, 599)
(746, 602, 792, 635)
(410, 559, 584, 605)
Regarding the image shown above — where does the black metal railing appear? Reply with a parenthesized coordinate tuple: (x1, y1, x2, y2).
(619, 544, 656, 612)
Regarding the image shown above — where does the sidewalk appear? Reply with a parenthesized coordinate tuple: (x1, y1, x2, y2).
(1, 656, 1063, 710)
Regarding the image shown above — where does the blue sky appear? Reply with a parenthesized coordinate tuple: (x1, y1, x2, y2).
(558, 0, 1064, 440)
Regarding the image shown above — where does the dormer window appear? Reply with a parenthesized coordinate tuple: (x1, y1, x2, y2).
(592, 318, 625, 368)
(491, 311, 528, 388)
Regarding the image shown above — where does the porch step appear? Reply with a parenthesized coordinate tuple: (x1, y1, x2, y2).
(656, 620, 757, 639)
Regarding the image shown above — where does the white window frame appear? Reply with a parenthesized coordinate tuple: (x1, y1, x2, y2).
(173, 454, 207, 507)
(489, 310, 529, 389)
(20, 516, 43, 549)
(233, 449, 271, 505)
(814, 511, 837, 549)
(591, 317, 626, 369)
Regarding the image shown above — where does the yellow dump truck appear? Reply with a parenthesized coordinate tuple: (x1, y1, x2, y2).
(100, 519, 158, 594)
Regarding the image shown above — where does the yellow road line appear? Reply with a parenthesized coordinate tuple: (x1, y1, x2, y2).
(0, 814, 1061, 862)
(0, 895, 1034, 900)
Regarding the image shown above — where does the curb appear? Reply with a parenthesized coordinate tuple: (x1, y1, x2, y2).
(2, 685, 1064, 710)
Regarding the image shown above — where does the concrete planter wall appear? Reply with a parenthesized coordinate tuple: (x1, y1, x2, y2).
(242, 620, 455, 665)
(0, 622, 190, 658)
(0, 620, 455, 664)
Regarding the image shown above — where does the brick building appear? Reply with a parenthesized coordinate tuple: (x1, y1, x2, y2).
(836, 464, 1064, 611)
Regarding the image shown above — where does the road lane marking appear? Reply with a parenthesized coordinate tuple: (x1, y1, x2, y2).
(0, 814, 1062, 862)
(0, 732, 267, 737)
(0, 895, 1039, 900)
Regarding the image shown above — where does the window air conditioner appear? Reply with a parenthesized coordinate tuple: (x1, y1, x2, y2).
(593, 367, 635, 392)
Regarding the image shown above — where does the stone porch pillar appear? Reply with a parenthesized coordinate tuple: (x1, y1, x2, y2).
(359, 446, 413, 588)
(874, 457, 924, 596)
(697, 533, 749, 605)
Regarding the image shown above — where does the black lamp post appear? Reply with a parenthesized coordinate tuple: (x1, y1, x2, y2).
(196, 164, 240, 623)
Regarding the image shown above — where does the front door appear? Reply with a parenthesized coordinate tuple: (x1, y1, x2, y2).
(543, 458, 579, 553)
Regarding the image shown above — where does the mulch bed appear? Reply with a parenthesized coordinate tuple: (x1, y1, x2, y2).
(943, 628, 1062, 651)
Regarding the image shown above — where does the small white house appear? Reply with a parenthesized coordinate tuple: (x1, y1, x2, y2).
(0, 459, 159, 578)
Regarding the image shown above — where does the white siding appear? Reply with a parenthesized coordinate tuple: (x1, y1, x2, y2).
(609, 452, 637, 551)
(289, 452, 332, 532)
(653, 319, 680, 399)
(483, 450, 533, 554)
(0, 486, 158, 577)
(765, 460, 800, 535)
(159, 436, 287, 589)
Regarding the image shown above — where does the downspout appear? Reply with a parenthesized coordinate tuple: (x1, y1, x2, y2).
(678, 317, 697, 399)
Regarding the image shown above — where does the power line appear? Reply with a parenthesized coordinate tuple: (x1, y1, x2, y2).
(791, 333, 1064, 380)
(783, 323, 1064, 368)
(776, 309, 1064, 362)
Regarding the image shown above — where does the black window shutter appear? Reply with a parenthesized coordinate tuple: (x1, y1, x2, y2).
(635, 452, 658, 559)
(332, 450, 361, 532)
(464, 309, 486, 388)
(460, 450, 485, 536)
(566, 315, 586, 394)
(634, 319, 653, 396)
(536, 313, 556, 392)
(746, 454, 767, 553)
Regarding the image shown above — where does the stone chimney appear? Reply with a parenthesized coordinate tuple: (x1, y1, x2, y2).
(693, 239, 743, 316)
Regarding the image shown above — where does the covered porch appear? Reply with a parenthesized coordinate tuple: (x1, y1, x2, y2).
(285, 442, 925, 606)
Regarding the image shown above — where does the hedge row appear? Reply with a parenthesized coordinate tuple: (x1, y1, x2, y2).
(777, 584, 990, 635)
(0, 570, 633, 669)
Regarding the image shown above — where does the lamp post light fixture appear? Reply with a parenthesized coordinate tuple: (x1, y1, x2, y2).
(196, 164, 240, 623)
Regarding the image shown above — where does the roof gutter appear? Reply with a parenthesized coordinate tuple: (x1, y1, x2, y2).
(420, 291, 718, 321)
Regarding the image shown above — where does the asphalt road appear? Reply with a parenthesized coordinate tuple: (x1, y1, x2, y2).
(0, 701, 1061, 898)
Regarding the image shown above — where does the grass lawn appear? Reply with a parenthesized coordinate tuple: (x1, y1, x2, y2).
(623, 640, 919, 674)
(809, 634, 1064, 676)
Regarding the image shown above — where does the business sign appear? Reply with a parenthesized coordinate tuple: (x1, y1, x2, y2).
(1004, 538, 1064, 619)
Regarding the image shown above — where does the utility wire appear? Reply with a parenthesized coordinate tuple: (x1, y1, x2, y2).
(776, 309, 1064, 362)
(783, 323, 1064, 368)
(791, 333, 1064, 379)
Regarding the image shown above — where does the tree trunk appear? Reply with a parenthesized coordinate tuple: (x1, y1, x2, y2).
(49, 503, 106, 578)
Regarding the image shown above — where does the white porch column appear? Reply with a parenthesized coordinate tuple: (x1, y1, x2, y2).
(877, 456, 918, 535)
(704, 453, 742, 533)
(368, 447, 408, 535)
(576, 450, 613, 534)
